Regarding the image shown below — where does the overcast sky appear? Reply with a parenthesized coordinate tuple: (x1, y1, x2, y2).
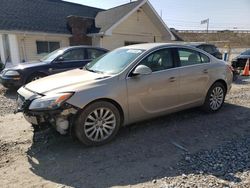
(64, 0, 250, 30)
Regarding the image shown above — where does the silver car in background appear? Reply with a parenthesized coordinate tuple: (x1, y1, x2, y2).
(17, 43, 233, 146)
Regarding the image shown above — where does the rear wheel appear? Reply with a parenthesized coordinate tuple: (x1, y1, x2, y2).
(202, 82, 226, 112)
(74, 101, 121, 146)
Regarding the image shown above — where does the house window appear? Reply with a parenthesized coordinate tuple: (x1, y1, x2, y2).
(124, 41, 145, 46)
(36, 41, 60, 54)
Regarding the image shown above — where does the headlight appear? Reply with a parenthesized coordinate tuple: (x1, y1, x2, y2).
(29, 93, 73, 110)
(4, 70, 20, 76)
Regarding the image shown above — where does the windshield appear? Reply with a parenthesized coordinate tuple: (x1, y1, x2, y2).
(40, 48, 65, 62)
(85, 48, 145, 74)
(241, 49, 250, 55)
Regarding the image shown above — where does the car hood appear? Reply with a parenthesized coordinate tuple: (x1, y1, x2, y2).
(6, 61, 49, 70)
(24, 69, 111, 95)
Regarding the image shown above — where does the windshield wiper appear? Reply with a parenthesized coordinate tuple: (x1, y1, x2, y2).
(84, 67, 104, 74)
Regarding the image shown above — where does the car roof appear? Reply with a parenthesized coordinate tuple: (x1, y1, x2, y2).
(119, 42, 206, 51)
(188, 43, 215, 47)
(61, 46, 108, 51)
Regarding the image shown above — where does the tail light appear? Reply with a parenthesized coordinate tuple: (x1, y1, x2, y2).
(227, 64, 234, 73)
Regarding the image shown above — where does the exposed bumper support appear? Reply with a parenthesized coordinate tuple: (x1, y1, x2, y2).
(22, 106, 78, 135)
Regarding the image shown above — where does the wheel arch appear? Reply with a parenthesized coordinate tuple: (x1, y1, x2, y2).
(25, 72, 48, 83)
(30, 71, 48, 77)
(77, 98, 125, 125)
(211, 79, 228, 93)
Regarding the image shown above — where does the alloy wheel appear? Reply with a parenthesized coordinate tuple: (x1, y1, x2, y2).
(209, 87, 224, 110)
(84, 108, 116, 142)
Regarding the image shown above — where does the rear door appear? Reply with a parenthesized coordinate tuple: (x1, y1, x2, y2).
(126, 48, 180, 121)
(175, 48, 212, 106)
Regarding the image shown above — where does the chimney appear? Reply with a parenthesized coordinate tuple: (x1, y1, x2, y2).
(67, 16, 94, 45)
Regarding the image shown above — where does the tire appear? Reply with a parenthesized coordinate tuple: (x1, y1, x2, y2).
(74, 101, 121, 146)
(26, 73, 45, 84)
(202, 82, 226, 112)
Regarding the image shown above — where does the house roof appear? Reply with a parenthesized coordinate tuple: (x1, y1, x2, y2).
(95, 0, 144, 34)
(0, 0, 175, 40)
(0, 0, 103, 34)
(94, 0, 175, 40)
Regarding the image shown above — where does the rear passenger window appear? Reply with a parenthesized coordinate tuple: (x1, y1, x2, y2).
(178, 49, 202, 66)
(200, 53, 210, 63)
(62, 49, 85, 61)
(87, 49, 106, 60)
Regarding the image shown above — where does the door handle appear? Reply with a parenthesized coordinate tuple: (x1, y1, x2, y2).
(169, 77, 176, 82)
(203, 69, 208, 74)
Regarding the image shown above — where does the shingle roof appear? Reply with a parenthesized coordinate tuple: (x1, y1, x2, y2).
(0, 0, 103, 34)
(95, 0, 145, 34)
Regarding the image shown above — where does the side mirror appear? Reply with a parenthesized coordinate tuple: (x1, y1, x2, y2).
(132, 65, 152, 76)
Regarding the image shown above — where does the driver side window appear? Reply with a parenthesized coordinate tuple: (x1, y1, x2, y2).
(139, 49, 174, 72)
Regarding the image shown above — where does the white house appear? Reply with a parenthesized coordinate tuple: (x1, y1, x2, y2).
(0, 0, 175, 66)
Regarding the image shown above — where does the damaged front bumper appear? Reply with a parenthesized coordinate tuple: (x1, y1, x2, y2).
(16, 88, 79, 135)
(24, 107, 78, 135)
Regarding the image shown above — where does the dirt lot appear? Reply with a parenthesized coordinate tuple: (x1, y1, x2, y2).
(0, 77, 250, 188)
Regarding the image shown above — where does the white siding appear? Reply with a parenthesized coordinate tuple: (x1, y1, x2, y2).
(0, 34, 5, 63)
(102, 8, 168, 50)
(16, 34, 69, 62)
(8, 34, 20, 65)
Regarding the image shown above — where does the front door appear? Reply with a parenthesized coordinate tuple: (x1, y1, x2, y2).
(126, 48, 180, 122)
(49, 48, 88, 74)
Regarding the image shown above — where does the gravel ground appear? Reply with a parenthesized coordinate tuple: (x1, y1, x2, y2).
(0, 77, 250, 188)
(0, 86, 16, 116)
(163, 136, 250, 188)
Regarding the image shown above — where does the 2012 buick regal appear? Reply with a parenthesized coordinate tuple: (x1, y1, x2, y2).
(17, 43, 233, 146)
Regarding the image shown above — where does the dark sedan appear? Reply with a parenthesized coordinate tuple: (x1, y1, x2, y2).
(0, 46, 108, 88)
(192, 43, 223, 60)
(231, 49, 250, 69)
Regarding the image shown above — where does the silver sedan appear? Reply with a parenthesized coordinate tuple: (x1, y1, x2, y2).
(17, 43, 233, 145)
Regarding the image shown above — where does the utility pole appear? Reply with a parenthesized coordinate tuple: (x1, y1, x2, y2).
(201, 18, 209, 34)
(206, 19, 209, 34)
(201, 18, 209, 42)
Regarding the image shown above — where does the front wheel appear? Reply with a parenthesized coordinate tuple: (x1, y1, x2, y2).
(202, 82, 226, 112)
(74, 101, 121, 146)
